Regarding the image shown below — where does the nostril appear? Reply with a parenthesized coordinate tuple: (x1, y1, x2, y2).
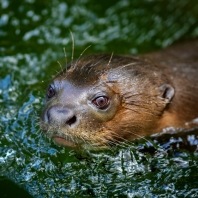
(66, 116, 77, 126)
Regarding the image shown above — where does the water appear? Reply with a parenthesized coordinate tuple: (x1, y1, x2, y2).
(1, 0, 198, 197)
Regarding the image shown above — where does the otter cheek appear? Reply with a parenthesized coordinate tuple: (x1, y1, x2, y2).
(87, 107, 117, 123)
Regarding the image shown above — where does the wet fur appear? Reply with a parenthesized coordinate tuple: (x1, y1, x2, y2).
(41, 39, 198, 149)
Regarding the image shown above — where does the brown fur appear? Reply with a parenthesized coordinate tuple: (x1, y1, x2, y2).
(40, 39, 198, 149)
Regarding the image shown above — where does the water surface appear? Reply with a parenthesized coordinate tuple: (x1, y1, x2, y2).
(1, 0, 198, 197)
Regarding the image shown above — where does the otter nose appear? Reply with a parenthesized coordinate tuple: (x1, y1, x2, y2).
(46, 106, 77, 126)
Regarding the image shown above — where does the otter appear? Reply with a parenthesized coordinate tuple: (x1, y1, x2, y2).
(40, 39, 198, 149)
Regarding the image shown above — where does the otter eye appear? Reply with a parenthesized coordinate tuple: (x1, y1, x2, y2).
(92, 96, 109, 109)
(47, 85, 55, 98)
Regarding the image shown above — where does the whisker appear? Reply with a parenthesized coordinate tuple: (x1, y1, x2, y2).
(103, 126, 150, 147)
(94, 136, 115, 151)
(106, 133, 130, 145)
(74, 45, 91, 69)
(69, 30, 75, 67)
(57, 61, 63, 74)
(53, 69, 61, 76)
(122, 104, 160, 117)
(63, 47, 68, 72)
(83, 136, 97, 149)
(111, 62, 138, 72)
(107, 51, 114, 67)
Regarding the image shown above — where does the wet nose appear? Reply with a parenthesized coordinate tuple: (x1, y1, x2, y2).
(46, 105, 77, 126)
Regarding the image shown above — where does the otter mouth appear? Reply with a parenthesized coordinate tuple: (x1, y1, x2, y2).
(52, 135, 109, 150)
(52, 135, 77, 148)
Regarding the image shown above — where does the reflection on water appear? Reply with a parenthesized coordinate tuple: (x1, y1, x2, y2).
(0, 0, 198, 197)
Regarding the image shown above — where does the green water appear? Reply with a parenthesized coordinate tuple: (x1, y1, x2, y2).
(1, 0, 198, 197)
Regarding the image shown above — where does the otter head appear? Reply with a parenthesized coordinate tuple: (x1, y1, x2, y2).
(40, 54, 175, 149)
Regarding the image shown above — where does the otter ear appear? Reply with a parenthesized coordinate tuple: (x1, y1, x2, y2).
(158, 84, 175, 102)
